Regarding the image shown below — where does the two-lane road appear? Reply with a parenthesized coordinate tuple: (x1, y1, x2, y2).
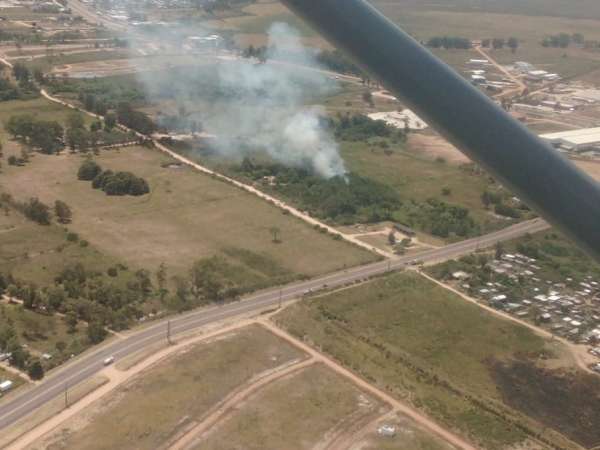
(0, 218, 549, 431)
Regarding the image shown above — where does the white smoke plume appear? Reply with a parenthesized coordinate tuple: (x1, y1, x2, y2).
(134, 22, 347, 178)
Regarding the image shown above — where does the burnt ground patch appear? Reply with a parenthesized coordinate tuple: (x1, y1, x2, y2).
(489, 358, 600, 448)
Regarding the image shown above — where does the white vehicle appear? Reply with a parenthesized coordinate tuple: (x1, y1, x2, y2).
(103, 356, 115, 366)
(0, 380, 13, 392)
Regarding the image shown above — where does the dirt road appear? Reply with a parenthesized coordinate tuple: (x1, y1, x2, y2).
(475, 46, 527, 99)
(260, 320, 477, 450)
(169, 357, 316, 450)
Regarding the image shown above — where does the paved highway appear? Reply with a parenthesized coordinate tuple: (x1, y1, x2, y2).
(0, 218, 548, 431)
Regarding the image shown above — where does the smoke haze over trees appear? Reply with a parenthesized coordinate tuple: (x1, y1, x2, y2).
(132, 23, 347, 178)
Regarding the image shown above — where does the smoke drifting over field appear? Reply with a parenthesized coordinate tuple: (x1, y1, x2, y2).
(135, 23, 347, 178)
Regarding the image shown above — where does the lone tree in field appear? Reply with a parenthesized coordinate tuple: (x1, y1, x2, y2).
(156, 262, 168, 302)
(388, 231, 396, 246)
(54, 200, 72, 224)
(269, 226, 281, 243)
(495, 242, 505, 260)
(27, 359, 44, 380)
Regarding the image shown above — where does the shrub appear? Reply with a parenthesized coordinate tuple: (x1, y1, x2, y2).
(66, 232, 79, 242)
(78, 160, 102, 180)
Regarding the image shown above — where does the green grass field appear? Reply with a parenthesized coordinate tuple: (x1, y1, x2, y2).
(42, 325, 305, 450)
(339, 141, 512, 234)
(0, 203, 122, 285)
(276, 272, 582, 449)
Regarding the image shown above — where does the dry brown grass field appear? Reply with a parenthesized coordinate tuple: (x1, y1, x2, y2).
(0, 144, 375, 279)
(31, 325, 305, 450)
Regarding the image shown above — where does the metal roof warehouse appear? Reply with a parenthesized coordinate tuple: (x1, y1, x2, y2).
(540, 127, 600, 151)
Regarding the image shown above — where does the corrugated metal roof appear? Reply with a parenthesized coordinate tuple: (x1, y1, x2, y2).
(540, 127, 600, 146)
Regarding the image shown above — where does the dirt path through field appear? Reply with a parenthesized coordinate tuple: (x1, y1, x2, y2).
(259, 320, 477, 450)
(168, 357, 316, 450)
(327, 409, 397, 450)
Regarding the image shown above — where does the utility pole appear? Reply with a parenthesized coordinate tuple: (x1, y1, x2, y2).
(64, 381, 68, 409)
(167, 320, 173, 345)
(278, 288, 282, 309)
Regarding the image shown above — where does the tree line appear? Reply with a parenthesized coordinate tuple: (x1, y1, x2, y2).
(541, 33, 585, 48)
(0, 193, 72, 225)
(5, 111, 133, 156)
(427, 36, 472, 50)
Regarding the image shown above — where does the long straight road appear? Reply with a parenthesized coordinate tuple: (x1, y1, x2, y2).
(0, 218, 548, 431)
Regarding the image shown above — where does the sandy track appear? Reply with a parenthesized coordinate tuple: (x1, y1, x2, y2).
(259, 320, 477, 450)
(328, 409, 397, 450)
(169, 357, 316, 450)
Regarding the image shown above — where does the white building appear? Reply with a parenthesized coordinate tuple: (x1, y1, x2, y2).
(515, 61, 534, 72)
(187, 34, 223, 49)
(526, 70, 549, 81)
(540, 127, 600, 152)
(471, 74, 486, 84)
(368, 110, 428, 130)
(468, 59, 489, 66)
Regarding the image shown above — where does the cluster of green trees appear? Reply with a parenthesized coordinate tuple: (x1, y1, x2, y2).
(0, 252, 248, 338)
(4, 264, 147, 332)
(542, 33, 584, 48)
(236, 160, 401, 224)
(5, 114, 64, 154)
(399, 198, 478, 238)
(116, 102, 155, 135)
(78, 160, 150, 196)
(426, 36, 472, 50)
(242, 45, 268, 62)
(334, 114, 406, 142)
(10, 62, 41, 97)
(481, 190, 527, 219)
(0, 319, 44, 379)
(481, 37, 519, 52)
(64, 111, 127, 152)
(0, 77, 21, 102)
(235, 152, 479, 237)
